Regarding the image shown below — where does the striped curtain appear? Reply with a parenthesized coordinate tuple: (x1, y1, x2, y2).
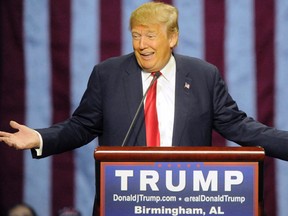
(0, 0, 288, 215)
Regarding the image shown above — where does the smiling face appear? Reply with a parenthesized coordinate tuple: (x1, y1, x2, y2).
(131, 23, 178, 73)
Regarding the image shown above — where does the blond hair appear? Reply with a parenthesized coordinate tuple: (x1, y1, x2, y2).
(129, 2, 179, 36)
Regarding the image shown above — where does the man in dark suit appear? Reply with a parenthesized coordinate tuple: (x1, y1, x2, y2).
(1, 1, 288, 214)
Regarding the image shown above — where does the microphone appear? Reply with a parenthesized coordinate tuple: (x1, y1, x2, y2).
(121, 71, 161, 147)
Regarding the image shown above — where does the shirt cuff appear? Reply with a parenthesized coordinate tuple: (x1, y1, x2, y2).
(34, 130, 43, 156)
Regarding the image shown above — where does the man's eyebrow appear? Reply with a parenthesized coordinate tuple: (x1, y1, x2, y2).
(147, 31, 157, 35)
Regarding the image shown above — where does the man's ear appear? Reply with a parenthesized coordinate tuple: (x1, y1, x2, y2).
(169, 32, 179, 48)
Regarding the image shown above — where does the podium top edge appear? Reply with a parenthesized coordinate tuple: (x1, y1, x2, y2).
(94, 146, 265, 162)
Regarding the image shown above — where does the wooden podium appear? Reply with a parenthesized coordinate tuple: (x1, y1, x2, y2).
(94, 146, 265, 216)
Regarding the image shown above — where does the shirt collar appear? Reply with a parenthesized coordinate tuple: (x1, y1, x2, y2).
(142, 55, 176, 81)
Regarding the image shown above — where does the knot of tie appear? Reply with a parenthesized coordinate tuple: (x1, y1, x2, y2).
(152, 71, 162, 79)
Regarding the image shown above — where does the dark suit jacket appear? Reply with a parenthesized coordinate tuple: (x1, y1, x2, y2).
(33, 52, 288, 215)
(34, 52, 288, 161)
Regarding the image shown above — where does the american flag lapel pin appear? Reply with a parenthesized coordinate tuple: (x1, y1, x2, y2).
(184, 82, 190, 89)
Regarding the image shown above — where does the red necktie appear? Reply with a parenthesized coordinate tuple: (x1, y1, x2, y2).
(145, 72, 161, 147)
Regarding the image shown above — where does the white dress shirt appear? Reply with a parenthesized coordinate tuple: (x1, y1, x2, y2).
(142, 55, 176, 147)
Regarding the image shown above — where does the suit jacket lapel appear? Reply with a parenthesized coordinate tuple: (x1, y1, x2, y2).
(172, 55, 193, 146)
(122, 56, 146, 146)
